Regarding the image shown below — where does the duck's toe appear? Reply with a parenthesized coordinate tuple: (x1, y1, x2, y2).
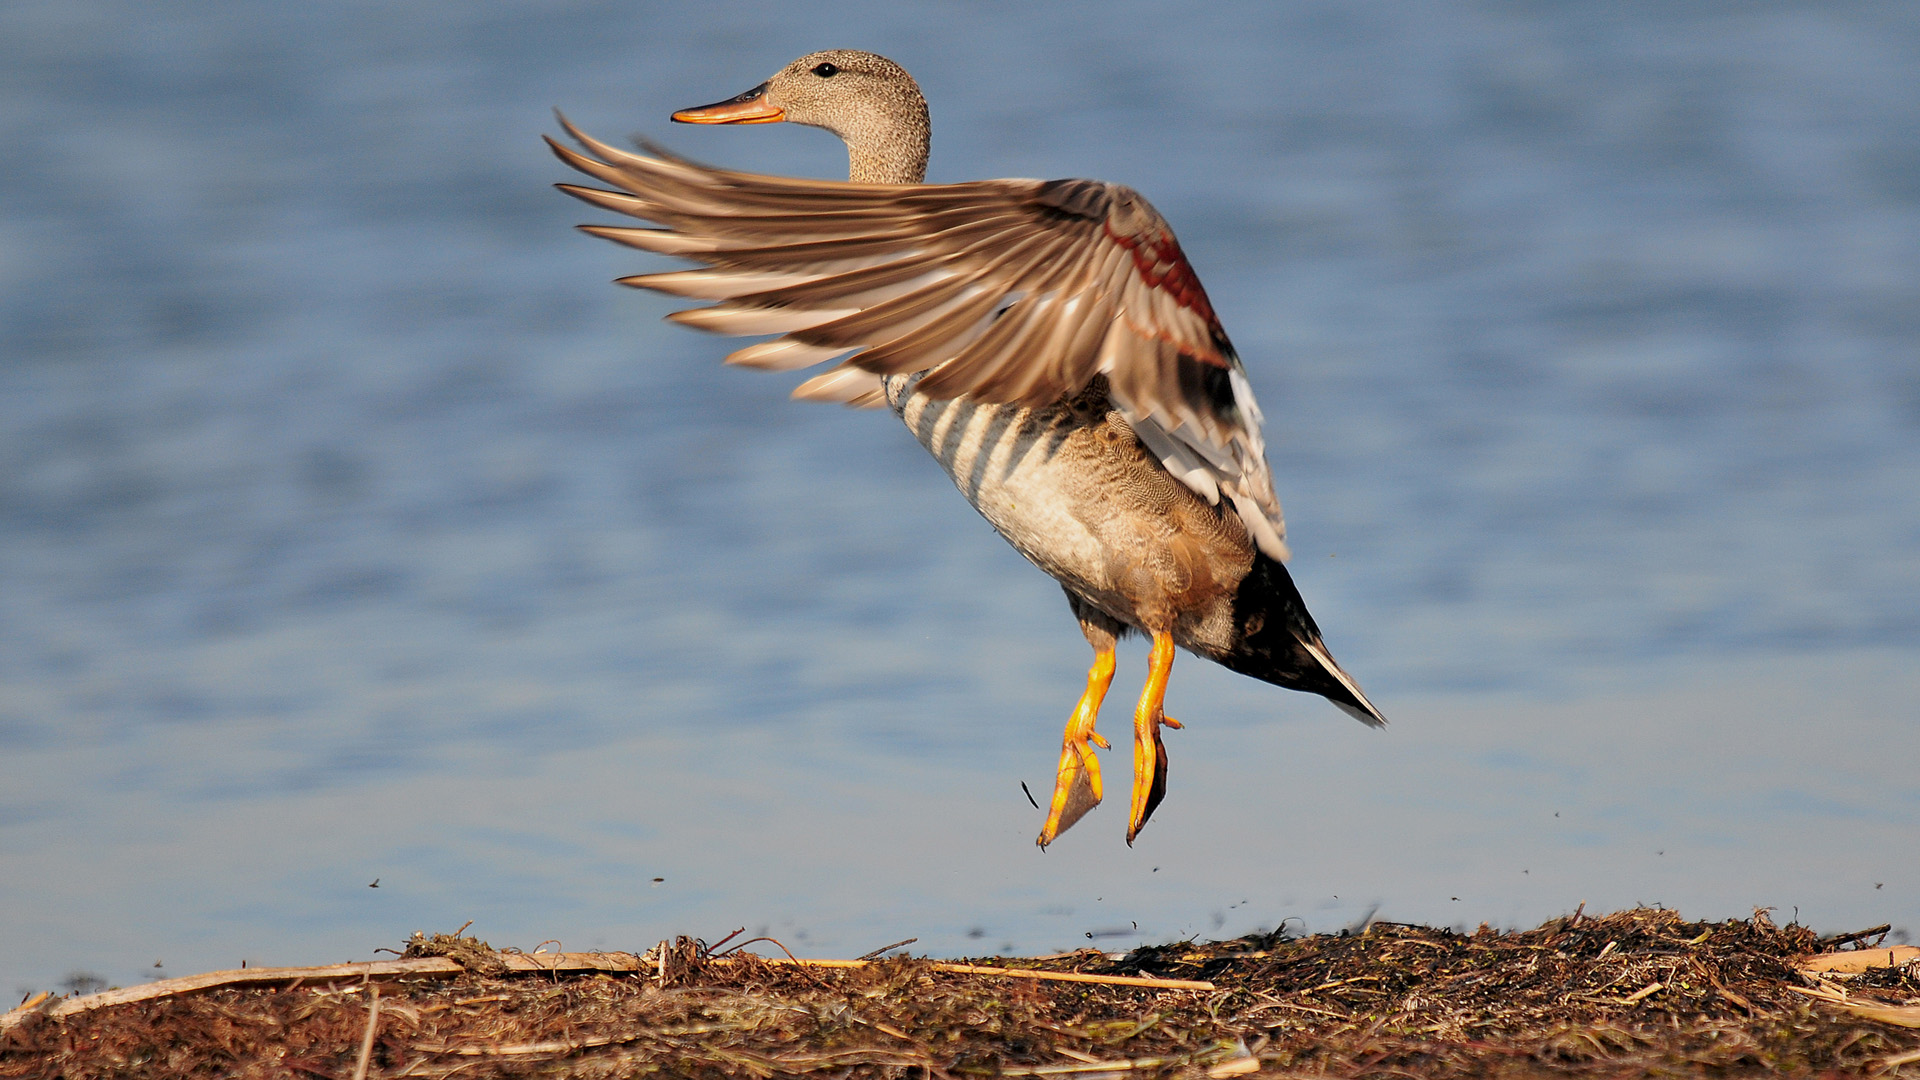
(1126, 722, 1169, 846)
(1037, 742, 1103, 849)
(1037, 648, 1117, 848)
(1125, 630, 1179, 845)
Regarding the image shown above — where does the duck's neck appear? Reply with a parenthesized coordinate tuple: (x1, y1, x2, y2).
(840, 99, 930, 183)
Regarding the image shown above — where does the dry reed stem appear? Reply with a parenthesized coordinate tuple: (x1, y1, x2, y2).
(1800, 946, 1920, 973)
(726, 957, 1213, 991)
(0, 954, 670, 1029)
(350, 983, 380, 1080)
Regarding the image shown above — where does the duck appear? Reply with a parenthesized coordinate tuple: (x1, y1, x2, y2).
(548, 49, 1385, 848)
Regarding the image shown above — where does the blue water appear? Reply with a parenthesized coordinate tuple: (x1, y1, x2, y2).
(3, 2, 1917, 996)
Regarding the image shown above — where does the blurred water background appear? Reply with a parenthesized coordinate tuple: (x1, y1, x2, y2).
(3, 1, 1917, 996)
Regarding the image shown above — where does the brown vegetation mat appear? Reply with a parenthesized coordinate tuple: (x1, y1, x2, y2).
(4, 908, 1917, 1078)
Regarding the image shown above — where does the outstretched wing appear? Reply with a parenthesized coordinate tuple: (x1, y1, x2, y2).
(549, 118, 1291, 560)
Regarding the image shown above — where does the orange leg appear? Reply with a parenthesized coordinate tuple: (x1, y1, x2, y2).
(1036, 647, 1116, 848)
(1126, 631, 1182, 845)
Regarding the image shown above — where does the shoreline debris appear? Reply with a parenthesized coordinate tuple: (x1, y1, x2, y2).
(4, 908, 1914, 1078)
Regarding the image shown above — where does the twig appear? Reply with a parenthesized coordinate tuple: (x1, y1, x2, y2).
(709, 935, 801, 961)
(0, 992, 55, 1035)
(1620, 981, 1663, 1005)
(718, 956, 1214, 991)
(995, 1043, 1239, 1077)
(849, 1015, 915, 1041)
(857, 938, 919, 961)
(1790, 983, 1920, 1028)
(701, 936, 837, 990)
(351, 983, 380, 1080)
(1883, 1047, 1920, 1068)
(1698, 960, 1752, 1012)
(1785, 983, 1849, 1004)
(1207, 1055, 1262, 1078)
(1239, 999, 1349, 1020)
(2, 953, 649, 1028)
(1820, 924, 1892, 949)
(12, 959, 456, 1024)
(1000, 1056, 1185, 1076)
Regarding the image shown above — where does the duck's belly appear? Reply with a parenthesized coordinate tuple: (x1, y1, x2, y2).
(883, 374, 1250, 654)
(888, 380, 1111, 595)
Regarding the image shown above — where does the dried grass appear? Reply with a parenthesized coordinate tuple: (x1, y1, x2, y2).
(4, 907, 1915, 1078)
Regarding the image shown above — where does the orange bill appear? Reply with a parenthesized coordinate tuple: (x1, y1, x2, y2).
(671, 82, 785, 125)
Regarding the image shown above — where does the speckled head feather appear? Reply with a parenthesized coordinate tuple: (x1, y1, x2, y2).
(755, 50, 931, 184)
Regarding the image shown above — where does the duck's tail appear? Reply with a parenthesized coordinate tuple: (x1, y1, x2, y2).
(1218, 552, 1386, 727)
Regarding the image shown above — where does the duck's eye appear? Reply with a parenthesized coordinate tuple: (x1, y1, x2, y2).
(812, 62, 839, 78)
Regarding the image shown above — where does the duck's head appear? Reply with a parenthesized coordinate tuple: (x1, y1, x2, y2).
(672, 50, 930, 184)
